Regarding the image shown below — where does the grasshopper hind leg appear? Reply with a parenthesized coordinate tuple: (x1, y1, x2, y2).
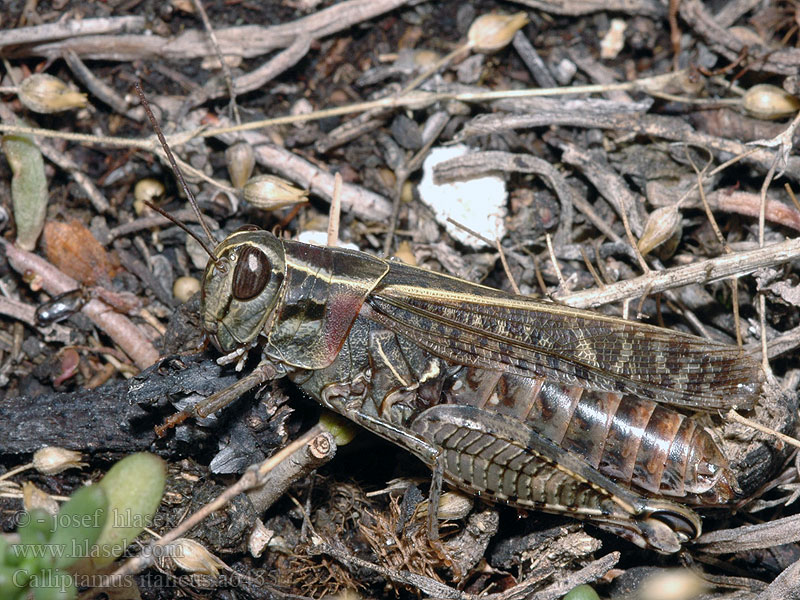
(409, 404, 702, 553)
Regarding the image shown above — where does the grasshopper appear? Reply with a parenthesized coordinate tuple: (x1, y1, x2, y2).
(176, 227, 762, 554)
(136, 86, 762, 554)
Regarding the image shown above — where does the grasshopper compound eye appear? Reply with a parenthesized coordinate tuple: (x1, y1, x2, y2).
(232, 246, 271, 300)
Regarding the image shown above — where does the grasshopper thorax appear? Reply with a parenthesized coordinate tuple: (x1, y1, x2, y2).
(202, 228, 286, 355)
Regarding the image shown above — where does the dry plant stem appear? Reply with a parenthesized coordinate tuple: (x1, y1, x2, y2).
(0, 295, 36, 327)
(786, 183, 800, 213)
(687, 150, 744, 347)
(191, 0, 240, 126)
(512, 30, 557, 88)
(496, 238, 521, 295)
(714, 0, 762, 27)
(105, 209, 213, 243)
(111, 424, 331, 580)
(556, 235, 800, 310)
(680, 0, 800, 76)
(327, 173, 342, 247)
(12, 0, 411, 61)
(726, 410, 800, 451)
(1, 240, 159, 370)
(545, 233, 565, 288)
(459, 112, 800, 181)
(757, 159, 786, 376)
(248, 429, 336, 514)
(697, 512, 800, 554)
(0, 16, 145, 48)
(0, 122, 232, 200)
(756, 558, 800, 600)
(750, 323, 800, 359)
(522, 552, 620, 600)
(63, 49, 131, 118)
(202, 72, 679, 138)
(654, 189, 800, 233)
(228, 35, 311, 98)
(172, 20, 311, 114)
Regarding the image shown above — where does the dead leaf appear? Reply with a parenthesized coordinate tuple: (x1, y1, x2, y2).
(43, 220, 116, 286)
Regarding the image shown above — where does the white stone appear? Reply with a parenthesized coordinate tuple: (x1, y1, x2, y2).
(417, 145, 507, 248)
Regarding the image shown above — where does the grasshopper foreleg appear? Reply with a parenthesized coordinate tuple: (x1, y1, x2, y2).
(155, 360, 281, 436)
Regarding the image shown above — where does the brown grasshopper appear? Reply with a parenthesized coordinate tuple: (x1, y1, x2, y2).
(173, 226, 761, 554)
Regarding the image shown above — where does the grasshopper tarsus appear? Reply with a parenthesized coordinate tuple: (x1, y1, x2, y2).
(154, 410, 191, 437)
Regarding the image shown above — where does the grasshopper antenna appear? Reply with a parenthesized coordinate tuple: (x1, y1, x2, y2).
(134, 83, 220, 262)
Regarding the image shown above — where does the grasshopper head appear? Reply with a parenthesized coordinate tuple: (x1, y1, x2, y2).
(202, 227, 286, 356)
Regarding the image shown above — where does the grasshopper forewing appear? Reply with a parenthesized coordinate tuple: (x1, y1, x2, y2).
(191, 230, 763, 553)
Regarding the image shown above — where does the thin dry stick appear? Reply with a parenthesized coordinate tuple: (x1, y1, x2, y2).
(579, 246, 605, 289)
(785, 183, 800, 213)
(686, 147, 744, 347)
(191, 0, 241, 127)
(444, 217, 494, 247)
(0, 71, 694, 142)
(327, 173, 342, 247)
(618, 199, 650, 274)
(531, 253, 548, 297)
(495, 238, 521, 295)
(558, 235, 800, 309)
(675, 148, 761, 210)
(757, 163, 782, 375)
(545, 233, 565, 288)
(727, 410, 800, 450)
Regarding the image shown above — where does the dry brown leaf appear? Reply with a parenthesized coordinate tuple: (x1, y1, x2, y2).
(43, 220, 116, 286)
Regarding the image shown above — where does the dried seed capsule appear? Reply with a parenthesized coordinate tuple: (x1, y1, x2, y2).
(32, 447, 86, 475)
(22, 481, 60, 516)
(638, 569, 707, 600)
(467, 12, 529, 53)
(638, 206, 682, 257)
(243, 174, 308, 210)
(18, 73, 88, 113)
(225, 141, 255, 189)
(742, 84, 800, 120)
(167, 538, 226, 576)
(133, 178, 165, 216)
(414, 491, 474, 521)
(173, 276, 201, 303)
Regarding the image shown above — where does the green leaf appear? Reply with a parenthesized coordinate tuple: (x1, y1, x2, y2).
(0, 563, 24, 594)
(2, 134, 48, 251)
(17, 509, 55, 547)
(49, 485, 108, 569)
(93, 453, 165, 567)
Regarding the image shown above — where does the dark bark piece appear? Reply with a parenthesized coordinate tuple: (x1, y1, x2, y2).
(0, 355, 237, 456)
